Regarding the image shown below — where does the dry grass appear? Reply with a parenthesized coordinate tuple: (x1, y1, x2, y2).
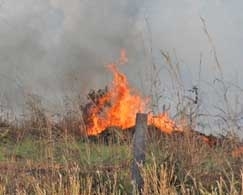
(0, 114, 242, 195)
(0, 77, 243, 195)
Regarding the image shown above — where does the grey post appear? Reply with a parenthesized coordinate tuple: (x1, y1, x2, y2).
(131, 113, 147, 193)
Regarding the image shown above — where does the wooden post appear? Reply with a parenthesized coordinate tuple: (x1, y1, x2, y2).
(131, 113, 147, 193)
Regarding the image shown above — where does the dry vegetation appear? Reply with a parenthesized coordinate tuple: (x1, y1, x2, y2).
(0, 100, 243, 195)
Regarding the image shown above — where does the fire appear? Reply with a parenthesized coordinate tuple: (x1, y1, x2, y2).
(148, 113, 180, 134)
(84, 50, 181, 135)
(81, 50, 243, 159)
(86, 64, 147, 135)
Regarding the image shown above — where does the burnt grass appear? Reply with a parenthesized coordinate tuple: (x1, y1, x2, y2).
(0, 119, 243, 194)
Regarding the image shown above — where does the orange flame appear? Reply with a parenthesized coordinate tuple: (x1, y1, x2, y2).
(86, 64, 147, 135)
(85, 50, 181, 135)
(148, 113, 180, 134)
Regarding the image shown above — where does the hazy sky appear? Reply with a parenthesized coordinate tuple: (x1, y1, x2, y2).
(0, 0, 243, 134)
(146, 0, 243, 81)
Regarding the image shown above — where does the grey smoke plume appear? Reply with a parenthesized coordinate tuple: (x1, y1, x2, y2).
(1, 0, 243, 134)
(0, 0, 146, 111)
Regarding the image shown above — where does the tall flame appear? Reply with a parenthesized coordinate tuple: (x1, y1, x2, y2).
(86, 64, 147, 135)
(85, 50, 181, 135)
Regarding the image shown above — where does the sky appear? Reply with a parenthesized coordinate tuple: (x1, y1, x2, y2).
(0, 0, 243, 135)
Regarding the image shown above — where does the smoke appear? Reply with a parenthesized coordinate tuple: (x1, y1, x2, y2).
(146, 0, 243, 83)
(0, 0, 146, 111)
(143, 0, 243, 135)
(1, 0, 243, 133)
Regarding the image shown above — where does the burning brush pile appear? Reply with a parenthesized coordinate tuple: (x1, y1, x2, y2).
(80, 50, 243, 156)
(81, 61, 181, 139)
